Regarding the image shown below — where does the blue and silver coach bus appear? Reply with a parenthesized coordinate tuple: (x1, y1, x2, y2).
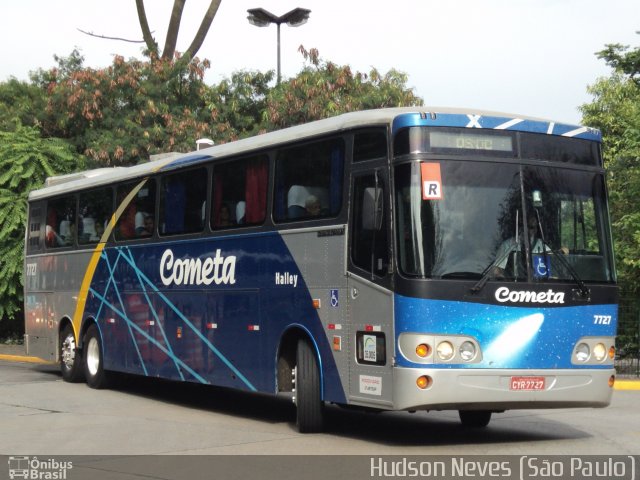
(24, 108, 617, 431)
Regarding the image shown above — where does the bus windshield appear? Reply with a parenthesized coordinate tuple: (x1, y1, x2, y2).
(394, 160, 615, 283)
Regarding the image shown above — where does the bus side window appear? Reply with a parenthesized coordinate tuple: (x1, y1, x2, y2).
(46, 196, 76, 248)
(115, 181, 156, 241)
(160, 168, 207, 236)
(351, 174, 388, 277)
(78, 187, 113, 244)
(211, 156, 268, 229)
(274, 138, 344, 222)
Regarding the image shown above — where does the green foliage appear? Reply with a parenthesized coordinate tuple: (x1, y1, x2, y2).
(0, 125, 82, 324)
(581, 54, 640, 299)
(596, 32, 640, 85)
(31, 50, 216, 166)
(0, 78, 46, 132)
(263, 47, 423, 130)
(205, 70, 275, 141)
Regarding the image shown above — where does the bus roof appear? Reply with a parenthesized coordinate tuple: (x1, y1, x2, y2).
(29, 106, 600, 201)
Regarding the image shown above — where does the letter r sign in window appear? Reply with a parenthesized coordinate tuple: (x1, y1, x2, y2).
(421, 163, 443, 200)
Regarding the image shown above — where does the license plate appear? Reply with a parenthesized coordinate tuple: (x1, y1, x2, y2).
(510, 376, 545, 391)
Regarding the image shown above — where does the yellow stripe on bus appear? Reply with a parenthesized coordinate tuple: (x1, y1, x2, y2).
(69, 155, 196, 342)
(71, 177, 148, 341)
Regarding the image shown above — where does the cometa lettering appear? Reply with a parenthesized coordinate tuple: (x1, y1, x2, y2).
(495, 286, 565, 304)
(160, 249, 236, 286)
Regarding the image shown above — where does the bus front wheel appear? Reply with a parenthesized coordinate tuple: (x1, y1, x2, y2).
(60, 323, 84, 383)
(294, 339, 324, 433)
(459, 410, 492, 428)
(83, 324, 110, 389)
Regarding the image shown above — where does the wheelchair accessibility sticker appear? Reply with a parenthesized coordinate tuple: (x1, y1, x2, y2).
(330, 289, 339, 308)
(533, 255, 551, 279)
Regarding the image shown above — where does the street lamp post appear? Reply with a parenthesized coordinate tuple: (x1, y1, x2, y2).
(247, 7, 311, 85)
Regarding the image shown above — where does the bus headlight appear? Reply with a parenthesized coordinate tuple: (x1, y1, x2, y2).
(398, 333, 482, 364)
(436, 341, 454, 361)
(593, 343, 607, 362)
(572, 337, 616, 365)
(575, 343, 590, 362)
(459, 341, 477, 362)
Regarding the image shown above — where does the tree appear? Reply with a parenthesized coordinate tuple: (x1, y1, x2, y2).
(263, 47, 423, 130)
(32, 50, 216, 166)
(0, 125, 82, 336)
(581, 37, 640, 359)
(205, 70, 274, 141)
(0, 78, 46, 132)
(136, 0, 222, 62)
(581, 40, 640, 295)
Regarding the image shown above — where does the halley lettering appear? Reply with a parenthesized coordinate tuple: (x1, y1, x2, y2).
(495, 286, 565, 304)
(160, 249, 236, 286)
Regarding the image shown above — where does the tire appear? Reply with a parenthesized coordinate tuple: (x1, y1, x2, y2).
(459, 410, 492, 428)
(295, 339, 324, 433)
(83, 324, 110, 389)
(60, 323, 84, 383)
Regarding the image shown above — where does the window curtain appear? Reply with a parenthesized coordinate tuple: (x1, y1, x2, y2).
(245, 158, 268, 224)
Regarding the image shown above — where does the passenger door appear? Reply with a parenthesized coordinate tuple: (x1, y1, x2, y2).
(347, 160, 395, 408)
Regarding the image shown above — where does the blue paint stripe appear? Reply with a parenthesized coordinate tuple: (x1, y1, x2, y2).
(118, 248, 257, 391)
(101, 249, 149, 376)
(121, 247, 185, 381)
(89, 287, 207, 383)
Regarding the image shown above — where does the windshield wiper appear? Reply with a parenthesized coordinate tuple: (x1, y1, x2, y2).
(470, 244, 516, 294)
(533, 209, 589, 298)
(542, 243, 590, 299)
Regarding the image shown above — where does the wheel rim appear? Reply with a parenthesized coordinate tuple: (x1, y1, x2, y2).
(61, 334, 76, 369)
(86, 337, 100, 376)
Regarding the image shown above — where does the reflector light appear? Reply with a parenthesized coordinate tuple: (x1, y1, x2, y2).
(416, 343, 431, 358)
(609, 375, 615, 388)
(416, 375, 432, 389)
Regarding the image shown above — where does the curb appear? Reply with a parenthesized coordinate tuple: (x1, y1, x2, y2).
(614, 379, 640, 391)
(0, 353, 55, 365)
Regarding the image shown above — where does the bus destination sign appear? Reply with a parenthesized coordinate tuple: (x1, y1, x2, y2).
(430, 131, 513, 152)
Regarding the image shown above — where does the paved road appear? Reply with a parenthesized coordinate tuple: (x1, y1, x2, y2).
(1, 359, 639, 457)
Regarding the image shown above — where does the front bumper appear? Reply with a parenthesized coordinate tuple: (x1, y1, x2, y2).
(392, 367, 615, 411)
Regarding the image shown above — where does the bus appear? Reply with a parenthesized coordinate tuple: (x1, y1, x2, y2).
(24, 107, 617, 432)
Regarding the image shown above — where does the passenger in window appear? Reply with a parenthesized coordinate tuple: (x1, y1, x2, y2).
(92, 221, 105, 242)
(217, 203, 234, 227)
(305, 195, 321, 217)
(135, 211, 153, 237)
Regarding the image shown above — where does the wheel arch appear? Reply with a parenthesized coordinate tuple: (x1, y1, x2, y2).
(276, 324, 324, 399)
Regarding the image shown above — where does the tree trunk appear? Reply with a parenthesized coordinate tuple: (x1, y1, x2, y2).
(184, 0, 222, 61)
(136, 0, 221, 62)
(162, 0, 186, 60)
(135, 0, 158, 57)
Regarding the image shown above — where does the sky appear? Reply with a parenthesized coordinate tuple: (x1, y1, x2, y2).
(1, 0, 638, 125)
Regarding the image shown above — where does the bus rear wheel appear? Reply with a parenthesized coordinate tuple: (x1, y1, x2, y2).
(459, 410, 492, 428)
(83, 324, 110, 389)
(60, 323, 84, 383)
(294, 339, 324, 433)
